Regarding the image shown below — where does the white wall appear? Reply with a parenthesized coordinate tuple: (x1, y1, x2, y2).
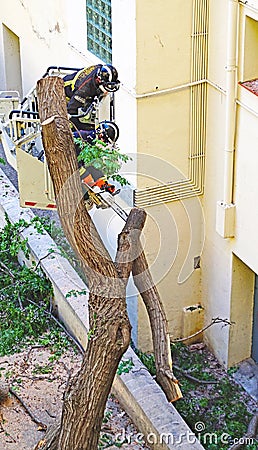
(234, 93, 258, 272)
(0, 0, 93, 95)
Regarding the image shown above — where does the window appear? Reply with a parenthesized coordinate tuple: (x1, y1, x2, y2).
(86, 0, 112, 64)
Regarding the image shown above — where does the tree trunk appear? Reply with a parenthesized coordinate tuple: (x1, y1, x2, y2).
(36, 75, 181, 449)
(36, 76, 134, 450)
(132, 247, 182, 402)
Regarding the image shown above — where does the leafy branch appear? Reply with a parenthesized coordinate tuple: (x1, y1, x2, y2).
(0, 215, 70, 356)
(76, 138, 131, 186)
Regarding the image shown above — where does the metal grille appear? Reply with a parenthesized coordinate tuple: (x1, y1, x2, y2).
(86, 0, 112, 64)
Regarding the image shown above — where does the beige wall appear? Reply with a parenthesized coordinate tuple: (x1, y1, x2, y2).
(228, 255, 255, 367)
(234, 91, 258, 273)
(2, 24, 22, 95)
(130, 0, 204, 349)
(208, 0, 227, 89)
(137, 199, 202, 350)
(112, 0, 203, 350)
(136, 0, 192, 92)
(201, 70, 233, 361)
(242, 14, 258, 80)
(137, 91, 190, 181)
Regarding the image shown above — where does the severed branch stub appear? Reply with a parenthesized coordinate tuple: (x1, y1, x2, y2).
(132, 246, 182, 402)
(116, 209, 182, 403)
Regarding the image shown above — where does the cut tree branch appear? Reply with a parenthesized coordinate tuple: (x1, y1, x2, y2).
(132, 244, 182, 402)
(9, 387, 47, 430)
(171, 317, 233, 343)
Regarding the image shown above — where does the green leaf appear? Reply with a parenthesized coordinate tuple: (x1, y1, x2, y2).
(117, 358, 134, 375)
(75, 137, 131, 185)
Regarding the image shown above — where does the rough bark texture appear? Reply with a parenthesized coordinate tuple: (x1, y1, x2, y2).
(35, 75, 181, 449)
(36, 76, 133, 450)
(132, 247, 182, 402)
(115, 210, 182, 402)
(115, 208, 147, 280)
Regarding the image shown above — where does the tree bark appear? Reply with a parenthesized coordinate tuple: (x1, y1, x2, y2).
(132, 247, 182, 402)
(115, 207, 147, 280)
(115, 210, 182, 401)
(36, 75, 181, 449)
(36, 76, 134, 450)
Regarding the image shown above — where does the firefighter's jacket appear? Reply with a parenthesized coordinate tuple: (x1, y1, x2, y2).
(63, 65, 105, 115)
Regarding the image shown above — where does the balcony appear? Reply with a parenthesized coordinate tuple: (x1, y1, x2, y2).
(238, 79, 258, 113)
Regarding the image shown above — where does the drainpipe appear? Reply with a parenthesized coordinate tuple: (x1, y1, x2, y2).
(216, 0, 238, 238)
(224, 0, 238, 204)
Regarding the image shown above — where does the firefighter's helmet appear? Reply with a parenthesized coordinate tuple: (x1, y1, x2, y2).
(98, 65, 120, 92)
(96, 121, 119, 143)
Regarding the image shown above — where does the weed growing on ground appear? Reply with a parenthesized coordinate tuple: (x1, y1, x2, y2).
(174, 342, 257, 449)
(0, 215, 70, 357)
(35, 215, 87, 284)
(135, 342, 257, 450)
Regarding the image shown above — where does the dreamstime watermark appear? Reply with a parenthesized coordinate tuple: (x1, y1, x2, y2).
(113, 422, 255, 446)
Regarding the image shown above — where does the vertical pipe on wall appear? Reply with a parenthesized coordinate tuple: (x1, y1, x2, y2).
(223, 0, 238, 205)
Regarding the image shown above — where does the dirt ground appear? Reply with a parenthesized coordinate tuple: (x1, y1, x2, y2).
(0, 347, 150, 450)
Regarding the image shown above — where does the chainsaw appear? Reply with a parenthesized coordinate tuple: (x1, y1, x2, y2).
(82, 181, 129, 222)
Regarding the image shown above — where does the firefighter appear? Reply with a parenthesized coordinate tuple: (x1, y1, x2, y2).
(63, 64, 120, 131)
(73, 121, 120, 200)
(73, 120, 119, 151)
(80, 165, 116, 195)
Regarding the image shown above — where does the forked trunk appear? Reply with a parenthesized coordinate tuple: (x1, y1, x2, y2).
(36, 77, 132, 450)
(35, 75, 181, 450)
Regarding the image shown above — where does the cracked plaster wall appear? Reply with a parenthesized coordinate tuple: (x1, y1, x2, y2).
(0, 0, 89, 94)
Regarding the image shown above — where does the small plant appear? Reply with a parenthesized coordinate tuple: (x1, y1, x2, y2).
(135, 342, 257, 450)
(66, 288, 88, 298)
(227, 366, 238, 375)
(117, 358, 134, 375)
(133, 347, 156, 376)
(76, 138, 131, 187)
(102, 409, 112, 424)
(0, 216, 71, 357)
(32, 363, 54, 375)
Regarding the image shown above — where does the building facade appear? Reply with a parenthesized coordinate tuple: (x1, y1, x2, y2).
(0, 0, 257, 368)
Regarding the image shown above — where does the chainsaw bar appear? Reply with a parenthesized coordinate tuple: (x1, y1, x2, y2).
(82, 182, 129, 221)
